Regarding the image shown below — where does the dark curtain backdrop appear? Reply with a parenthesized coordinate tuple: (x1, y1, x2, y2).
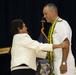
(0, 0, 76, 75)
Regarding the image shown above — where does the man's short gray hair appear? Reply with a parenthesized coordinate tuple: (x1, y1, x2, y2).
(44, 3, 58, 13)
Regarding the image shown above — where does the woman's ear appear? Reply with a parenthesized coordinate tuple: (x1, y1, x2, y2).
(18, 28, 21, 33)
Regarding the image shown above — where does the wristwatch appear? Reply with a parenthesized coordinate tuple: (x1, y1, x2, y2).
(62, 61, 66, 65)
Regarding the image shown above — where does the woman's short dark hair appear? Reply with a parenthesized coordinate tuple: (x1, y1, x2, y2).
(10, 19, 24, 36)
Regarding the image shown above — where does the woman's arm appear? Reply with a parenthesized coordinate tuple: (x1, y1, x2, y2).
(53, 39, 68, 49)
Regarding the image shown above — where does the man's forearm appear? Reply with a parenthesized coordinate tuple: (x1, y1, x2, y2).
(62, 47, 69, 62)
(62, 38, 69, 63)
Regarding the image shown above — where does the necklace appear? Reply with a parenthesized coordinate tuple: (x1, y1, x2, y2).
(48, 17, 59, 63)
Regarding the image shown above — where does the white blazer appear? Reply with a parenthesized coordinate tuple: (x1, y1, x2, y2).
(11, 33, 53, 70)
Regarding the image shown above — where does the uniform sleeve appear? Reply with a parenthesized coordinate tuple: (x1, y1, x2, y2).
(59, 21, 72, 42)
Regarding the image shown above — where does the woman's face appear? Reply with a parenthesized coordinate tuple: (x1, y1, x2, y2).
(18, 23, 28, 33)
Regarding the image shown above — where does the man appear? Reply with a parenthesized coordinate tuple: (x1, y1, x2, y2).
(43, 3, 75, 75)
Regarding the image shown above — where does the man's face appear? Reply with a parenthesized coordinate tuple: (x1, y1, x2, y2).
(43, 6, 53, 23)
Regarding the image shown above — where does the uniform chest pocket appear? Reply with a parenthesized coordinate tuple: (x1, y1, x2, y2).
(52, 30, 62, 42)
(53, 30, 59, 37)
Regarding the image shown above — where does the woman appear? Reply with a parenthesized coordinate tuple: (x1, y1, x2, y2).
(10, 19, 68, 75)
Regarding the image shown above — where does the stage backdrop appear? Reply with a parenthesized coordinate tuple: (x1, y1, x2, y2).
(0, 0, 76, 75)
